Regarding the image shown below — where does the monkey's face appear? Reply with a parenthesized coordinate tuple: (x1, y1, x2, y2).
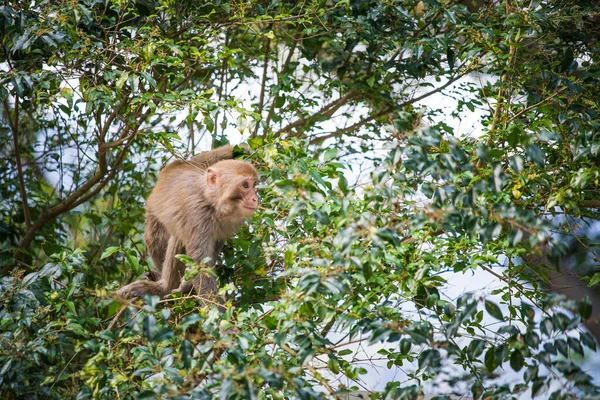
(233, 177, 259, 217)
(206, 160, 259, 219)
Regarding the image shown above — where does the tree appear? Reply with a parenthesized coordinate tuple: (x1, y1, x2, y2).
(1, 0, 599, 398)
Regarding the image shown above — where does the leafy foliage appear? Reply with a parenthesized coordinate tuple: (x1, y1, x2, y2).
(1, 0, 600, 398)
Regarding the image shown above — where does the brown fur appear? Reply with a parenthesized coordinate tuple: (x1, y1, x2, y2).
(117, 145, 258, 306)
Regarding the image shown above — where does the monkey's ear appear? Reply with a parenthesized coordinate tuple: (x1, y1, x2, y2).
(206, 168, 219, 187)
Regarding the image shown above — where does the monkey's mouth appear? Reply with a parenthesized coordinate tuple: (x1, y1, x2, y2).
(243, 206, 258, 211)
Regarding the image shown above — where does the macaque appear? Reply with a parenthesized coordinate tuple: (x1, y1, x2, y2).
(117, 145, 259, 306)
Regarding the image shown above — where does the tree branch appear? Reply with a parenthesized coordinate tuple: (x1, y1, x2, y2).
(253, 29, 272, 138)
(581, 200, 600, 209)
(14, 107, 148, 255)
(265, 35, 299, 131)
(213, 30, 229, 141)
(99, 96, 129, 140)
(507, 86, 568, 124)
(3, 96, 31, 229)
(100, 128, 137, 149)
(309, 69, 472, 145)
(276, 88, 359, 137)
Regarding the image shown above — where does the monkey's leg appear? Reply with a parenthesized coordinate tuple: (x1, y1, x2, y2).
(144, 213, 170, 277)
(159, 236, 187, 292)
(178, 240, 224, 309)
(173, 271, 222, 311)
(117, 236, 185, 299)
(193, 272, 222, 309)
(176, 239, 221, 294)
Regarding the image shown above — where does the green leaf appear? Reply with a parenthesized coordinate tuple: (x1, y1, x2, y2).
(362, 262, 372, 280)
(524, 365, 538, 383)
(560, 47, 574, 72)
(567, 337, 584, 356)
(0, 360, 13, 375)
(323, 148, 337, 161)
(578, 297, 592, 320)
(328, 357, 340, 374)
(555, 339, 568, 357)
(0, 86, 8, 102)
(418, 349, 440, 369)
(471, 381, 484, 400)
(484, 347, 497, 372)
(140, 71, 157, 88)
(510, 350, 524, 372)
(524, 332, 540, 348)
(540, 318, 553, 336)
(126, 252, 141, 275)
(143, 315, 157, 340)
(309, 170, 328, 190)
(65, 300, 77, 315)
(100, 246, 120, 260)
(275, 96, 286, 108)
(447, 47, 455, 70)
(116, 71, 129, 90)
(220, 378, 234, 400)
(205, 116, 215, 133)
(580, 332, 597, 351)
(588, 272, 600, 287)
(485, 300, 503, 320)
(468, 339, 485, 358)
(248, 137, 263, 148)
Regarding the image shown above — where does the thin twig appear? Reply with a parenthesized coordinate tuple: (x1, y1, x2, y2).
(265, 35, 299, 131)
(253, 28, 272, 137)
(507, 87, 568, 124)
(277, 88, 359, 136)
(310, 67, 474, 144)
(4, 96, 31, 229)
(108, 305, 128, 330)
(214, 31, 230, 141)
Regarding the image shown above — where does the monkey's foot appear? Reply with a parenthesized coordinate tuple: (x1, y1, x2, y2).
(171, 279, 195, 296)
(116, 280, 164, 299)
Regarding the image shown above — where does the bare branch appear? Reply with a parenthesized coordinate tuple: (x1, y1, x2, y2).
(3, 96, 31, 229)
(309, 69, 472, 145)
(214, 31, 230, 140)
(99, 96, 129, 141)
(15, 105, 149, 254)
(265, 35, 300, 131)
(253, 29, 272, 138)
(276, 88, 359, 136)
(581, 200, 600, 209)
(507, 86, 568, 124)
(100, 123, 137, 150)
(70, 143, 132, 209)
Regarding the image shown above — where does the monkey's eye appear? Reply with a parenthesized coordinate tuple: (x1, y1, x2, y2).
(242, 182, 250, 189)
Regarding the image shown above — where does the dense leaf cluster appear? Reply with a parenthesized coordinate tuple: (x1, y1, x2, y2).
(1, 0, 600, 398)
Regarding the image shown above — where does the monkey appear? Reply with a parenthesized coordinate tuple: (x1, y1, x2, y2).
(116, 145, 259, 307)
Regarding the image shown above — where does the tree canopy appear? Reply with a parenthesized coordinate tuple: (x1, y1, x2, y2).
(1, 0, 600, 398)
